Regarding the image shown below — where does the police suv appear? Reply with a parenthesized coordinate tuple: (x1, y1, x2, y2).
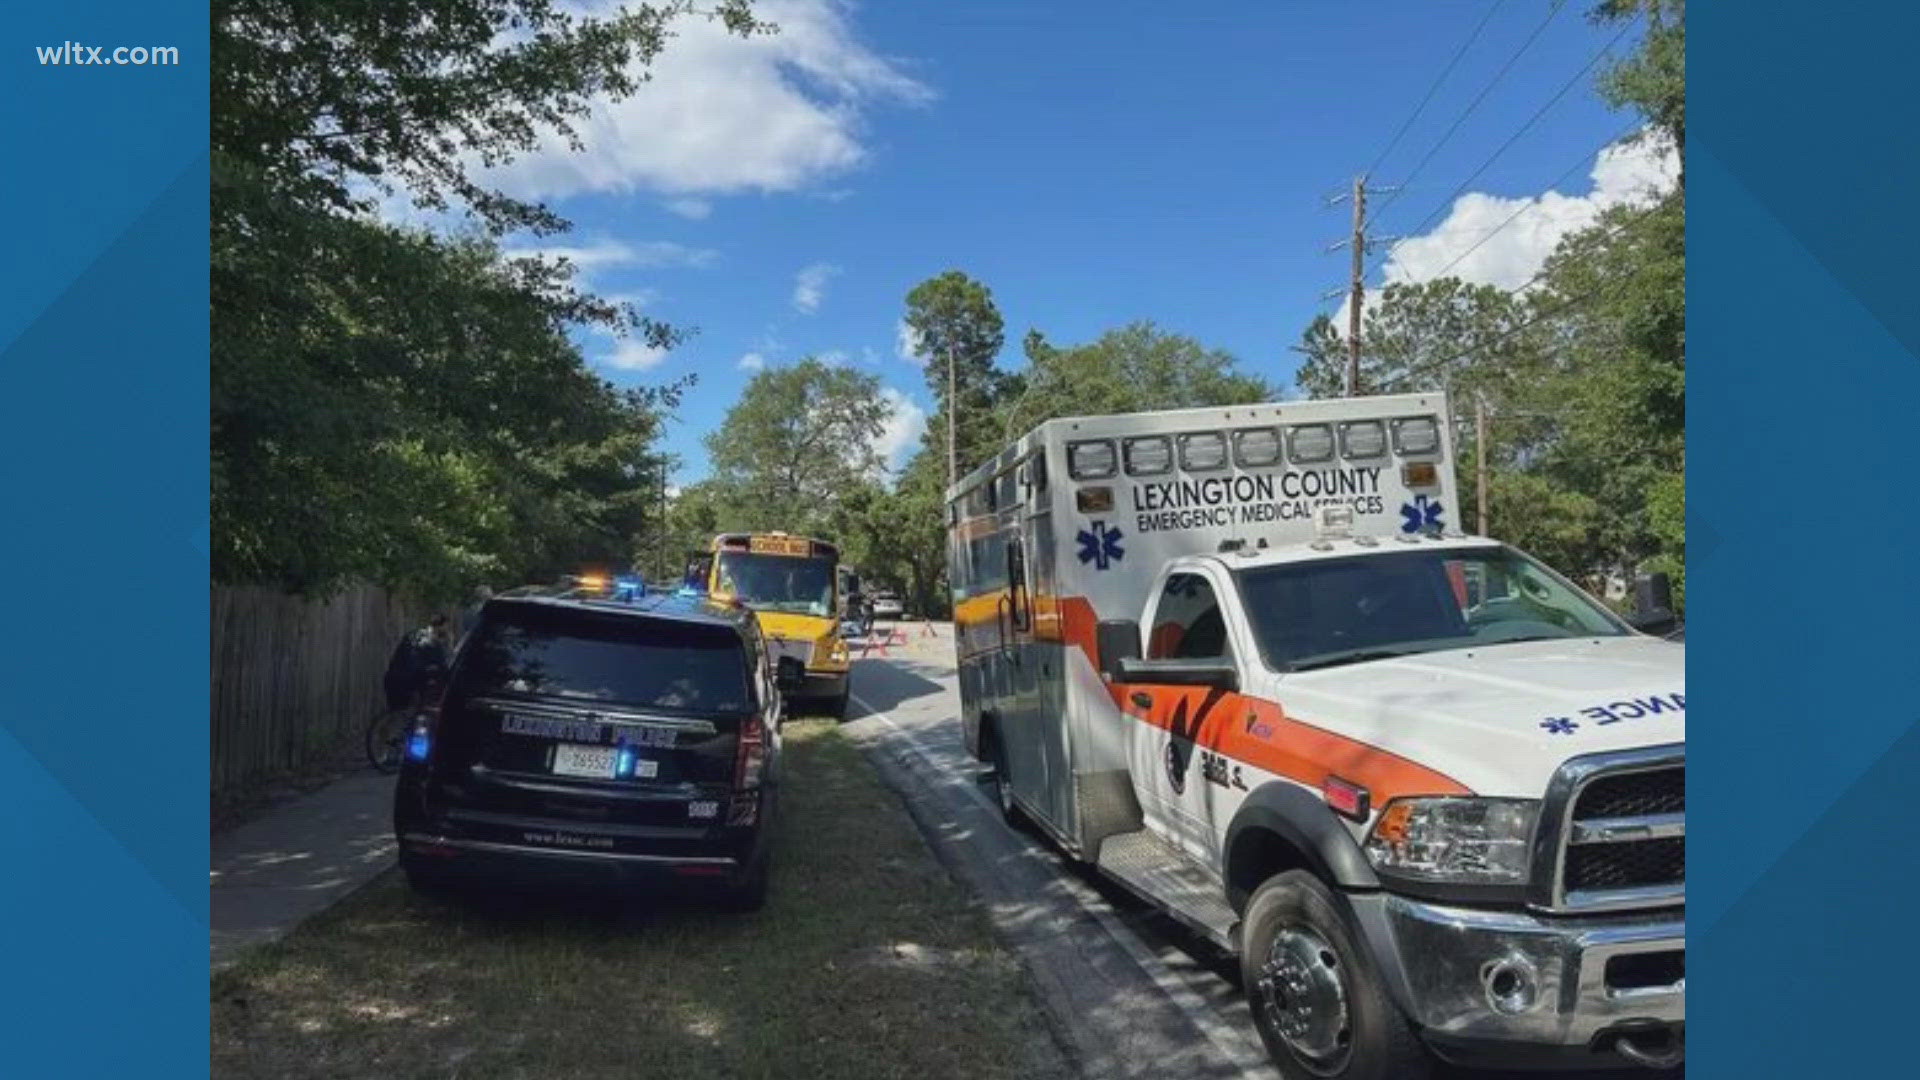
(949, 393, 1684, 1078)
(393, 578, 799, 910)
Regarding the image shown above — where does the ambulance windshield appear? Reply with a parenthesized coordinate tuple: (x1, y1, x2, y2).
(1235, 547, 1628, 672)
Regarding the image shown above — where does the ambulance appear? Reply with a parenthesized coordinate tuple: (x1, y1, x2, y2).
(947, 393, 1684, 1078)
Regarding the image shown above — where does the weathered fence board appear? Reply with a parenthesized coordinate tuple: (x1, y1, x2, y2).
(211, 584, 433, 798)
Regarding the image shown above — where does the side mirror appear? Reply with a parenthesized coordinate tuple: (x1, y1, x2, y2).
(1627, 572, 1680, 637)
(1115, 656, 1240, 692)
(774, 655, 807, 693)
(1097, 619, 1141, 681)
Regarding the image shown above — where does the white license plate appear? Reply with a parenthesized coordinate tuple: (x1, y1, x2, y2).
(552, 743, 618, 778)
(550, 744, 660, 779)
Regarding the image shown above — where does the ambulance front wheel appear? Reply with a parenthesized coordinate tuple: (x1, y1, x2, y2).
(1241, 870, 1432, 1080)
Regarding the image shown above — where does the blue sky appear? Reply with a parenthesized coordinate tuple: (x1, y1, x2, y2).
(472, 1, 1673, 487)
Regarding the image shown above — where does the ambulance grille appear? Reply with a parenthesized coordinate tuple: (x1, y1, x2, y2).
(1535, 749, 1685, 913)
(1574, 767, 1685, 819)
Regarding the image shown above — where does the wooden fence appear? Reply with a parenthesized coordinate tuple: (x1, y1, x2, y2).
(211, 583, 438, 798)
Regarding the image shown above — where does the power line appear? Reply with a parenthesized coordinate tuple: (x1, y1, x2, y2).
(1363, 0, 1508, 179)
(1368, 0, 1571, 224)
(1422, 122, 1641, 282)
(1392, 200, 1672, 387)
(1366, 17, 1639, 284)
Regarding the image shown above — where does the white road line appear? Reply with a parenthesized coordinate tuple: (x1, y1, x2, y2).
(852, 692, 1276, 1079)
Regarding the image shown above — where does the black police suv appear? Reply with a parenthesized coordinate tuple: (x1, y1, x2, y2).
(392, 586, 800, 910)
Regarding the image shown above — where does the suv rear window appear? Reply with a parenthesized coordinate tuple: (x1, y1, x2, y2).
(457, 604, 750, 715)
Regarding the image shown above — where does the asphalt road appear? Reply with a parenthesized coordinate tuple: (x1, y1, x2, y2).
(839, 650, 1677, 1080)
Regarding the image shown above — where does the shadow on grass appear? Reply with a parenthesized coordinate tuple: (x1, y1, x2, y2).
(212, 721, 1071, 1080)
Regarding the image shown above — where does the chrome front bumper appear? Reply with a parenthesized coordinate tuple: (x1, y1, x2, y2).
(1351, 893, 1684, 1064)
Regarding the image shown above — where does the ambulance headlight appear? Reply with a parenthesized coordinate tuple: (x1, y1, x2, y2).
(1068, 440, 1117, 480)
(1365, 797, 1538, 884)
(1341, 420, 1387, 459)
(1393, 416, 1440, 455)
(1288, 424, 1335, 463)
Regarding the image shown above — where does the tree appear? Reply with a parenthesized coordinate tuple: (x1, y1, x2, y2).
(212, 224, 685, 598)
(833, 447, 951, 618)
(1592, 0, 1685, 183)
(903, 271, 1011, 481)
(212, 0, 766, 598)
(702, 359, 892, 535)
(1291, 279, 1540, 405)
(1000, 322, 1273, 436)
(213, 0, 764, 235)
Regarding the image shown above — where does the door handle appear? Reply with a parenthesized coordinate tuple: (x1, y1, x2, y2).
(1130, 691, 1153, 709)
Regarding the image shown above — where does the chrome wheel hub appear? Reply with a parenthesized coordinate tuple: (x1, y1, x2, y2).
(1256, 926, 1352, 1068)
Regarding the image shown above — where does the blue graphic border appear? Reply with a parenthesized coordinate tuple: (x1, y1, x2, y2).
(1693, 1, 1919, 1074)
(0, 2, 208, 1075)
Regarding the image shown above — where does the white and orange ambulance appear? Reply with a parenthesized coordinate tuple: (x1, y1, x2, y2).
(947, 392, 1684, 1079)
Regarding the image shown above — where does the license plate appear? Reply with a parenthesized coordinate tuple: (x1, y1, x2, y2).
(552, 743, 618, 778)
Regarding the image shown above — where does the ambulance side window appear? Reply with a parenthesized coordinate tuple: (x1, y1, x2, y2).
(1148, 573, 1231, 661)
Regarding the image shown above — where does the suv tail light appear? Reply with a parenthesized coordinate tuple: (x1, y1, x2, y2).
(734, 714, 766, 791)
(404, 704, 439, 764)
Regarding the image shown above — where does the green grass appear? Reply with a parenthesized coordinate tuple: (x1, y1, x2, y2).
(212, 720, 1070, 1080)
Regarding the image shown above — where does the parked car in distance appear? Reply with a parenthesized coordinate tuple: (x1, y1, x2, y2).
(871, 591, 904, 620)
(393, 582, 799, 910)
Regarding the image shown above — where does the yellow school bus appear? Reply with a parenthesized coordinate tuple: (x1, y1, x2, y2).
(697, 532, 852, 716)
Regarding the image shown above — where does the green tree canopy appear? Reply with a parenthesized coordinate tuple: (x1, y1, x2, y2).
(903, 270, 1013, 481)
(702, 359, 893, 536)
(212, 0, 764, 599)
(1000, 322, 1273, 436)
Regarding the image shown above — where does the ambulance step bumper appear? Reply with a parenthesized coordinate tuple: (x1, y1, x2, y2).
(1096, 829, 1238, 950)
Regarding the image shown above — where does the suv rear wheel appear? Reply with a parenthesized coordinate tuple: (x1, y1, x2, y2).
(715, 850, 770, 913)
(1241, 870, 1431, 1080)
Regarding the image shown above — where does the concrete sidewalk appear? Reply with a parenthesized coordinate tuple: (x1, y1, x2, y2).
(210, 769, 397, 967)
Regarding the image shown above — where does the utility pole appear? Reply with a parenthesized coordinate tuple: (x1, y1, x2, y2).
(1325, 175, 1398, 397)
(657, 458, 669, 583)
(1475, 394, 1490, 537)
(1345, 176, 1366, 395)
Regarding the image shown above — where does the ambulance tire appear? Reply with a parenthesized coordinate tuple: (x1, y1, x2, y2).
(1241, 870, 1431, 1080)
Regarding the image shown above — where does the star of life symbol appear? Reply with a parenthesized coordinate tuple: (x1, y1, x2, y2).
(1540, 717, 1580, 735)
(1400, 494, 1445, 534)
(1077, 520, 1125, 570)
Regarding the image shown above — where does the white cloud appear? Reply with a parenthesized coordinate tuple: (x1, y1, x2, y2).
(817, 349, 851, 367)
(504, 238, 718, 272)
(602, 339, 671, 371)
(874, 387, 927, 476)
(665, 198, 712, 219)
(894, 318, 925, 365)
(737, 352, 766, 371)
(479, 0, 932, 201)
(1331, 132, 1679, 334)
(792, 262, 840, 313)
(861, 346, 880, 366)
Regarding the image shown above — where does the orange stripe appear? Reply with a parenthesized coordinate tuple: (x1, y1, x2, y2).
(1055, 597, 1470, 801)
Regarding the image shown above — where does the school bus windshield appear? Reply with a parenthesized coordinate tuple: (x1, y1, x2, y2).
(715, 551, 836, 616)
